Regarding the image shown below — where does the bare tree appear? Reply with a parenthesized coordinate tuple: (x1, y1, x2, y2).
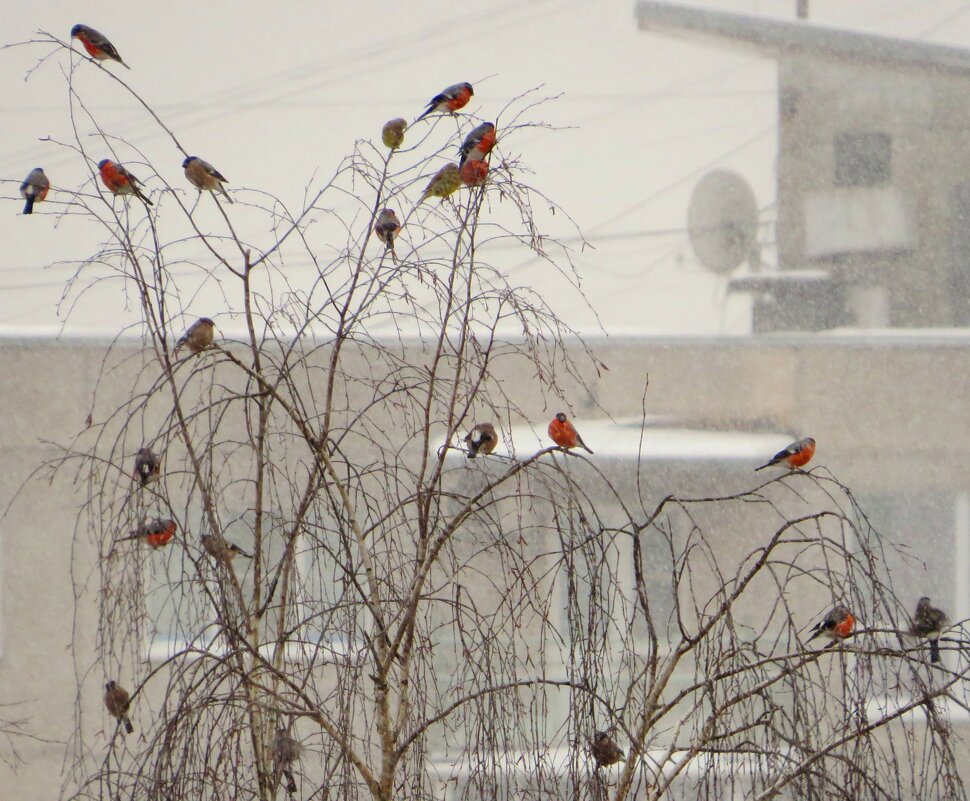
(12, 33, 970, 801)
(0, 702, 37, 771)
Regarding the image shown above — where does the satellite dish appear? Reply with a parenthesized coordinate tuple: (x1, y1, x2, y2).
(687, 170, 759, 274)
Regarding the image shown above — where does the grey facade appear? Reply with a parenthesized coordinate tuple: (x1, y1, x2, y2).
(638, 1, 970, 331)
(1, 334, 969, 797)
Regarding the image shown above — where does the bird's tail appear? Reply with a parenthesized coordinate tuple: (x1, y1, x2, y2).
(219, 185, 234, 204)
(134, 186, 153, 206)
(283, 769, 297, 795)
(123, 716, 134, 734)
(754, 462, 771, 472)
(930, 638, 941, 663)
(22, 196, 35, 215)
(416, 106, 433, 122)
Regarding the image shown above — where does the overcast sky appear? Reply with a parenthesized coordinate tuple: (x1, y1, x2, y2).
(3, 0, 970, 338)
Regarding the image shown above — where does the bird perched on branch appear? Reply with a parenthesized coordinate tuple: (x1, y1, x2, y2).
(373, 209, 401, 263)
(464, 423, 498, 459)
(133, 448, 161, 487)
(459, 159, 489, 188)
(417, 82, 474, 121)
(459, 122, 496, 166)
(98, 159, 152, 205)
(591, 731, 624, 768)
(755, 437, 815, 472)
(271, 730, 303, 795)
(104, 680, 134, 734)
(20, 168, 49, 215)
(201, 533, 253, 564)
(548, 412, 594, 454)
(910, 596, 947, 664)
(119, 518, 177, 549)
(382, 118, 407, 150)
(182, 156, 232, 204)
(807, 605, 854, 648)
(71, 24, 130, 69)
(419, 164, 461, 203)
(174, 317, 215, 356)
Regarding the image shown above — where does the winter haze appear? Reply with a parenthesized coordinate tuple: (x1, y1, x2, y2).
(3, 1, 968, 337)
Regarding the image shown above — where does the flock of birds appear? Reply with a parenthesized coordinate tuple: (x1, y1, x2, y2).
(113, 412, 950, 774)
(18, 25, 497, 370)
(18, 27, 495, 239)
(470, 427, 948, 669)
(26, 23, 951, 780)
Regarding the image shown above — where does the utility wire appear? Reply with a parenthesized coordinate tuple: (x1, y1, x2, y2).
(0, 0, 581, 173)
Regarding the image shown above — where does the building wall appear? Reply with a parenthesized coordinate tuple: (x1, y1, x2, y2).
(777, 56, 970, 327)
(1, 334, 968, 796)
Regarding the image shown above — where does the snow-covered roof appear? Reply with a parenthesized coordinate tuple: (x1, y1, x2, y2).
(728, 270, 832, 293)
(636, 1, 970, 75)
(428, 744, 794, 780)
(10, 327, 970, 352)
(449, 417, 794, 463)
(820, 327, 970, 339)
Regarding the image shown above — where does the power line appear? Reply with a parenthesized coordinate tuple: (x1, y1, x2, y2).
(588, 125, 776, 235)
(0, 90, 780, 115)
(3, 0, 964, 327)
(0, 0, 582, 174)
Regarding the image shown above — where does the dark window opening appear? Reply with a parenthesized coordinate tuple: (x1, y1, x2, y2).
(834, 132, 891, 187)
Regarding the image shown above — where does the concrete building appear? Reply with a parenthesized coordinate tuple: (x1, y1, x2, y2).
(638, 1, 970, 331)
(1, 333, 969, 799)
